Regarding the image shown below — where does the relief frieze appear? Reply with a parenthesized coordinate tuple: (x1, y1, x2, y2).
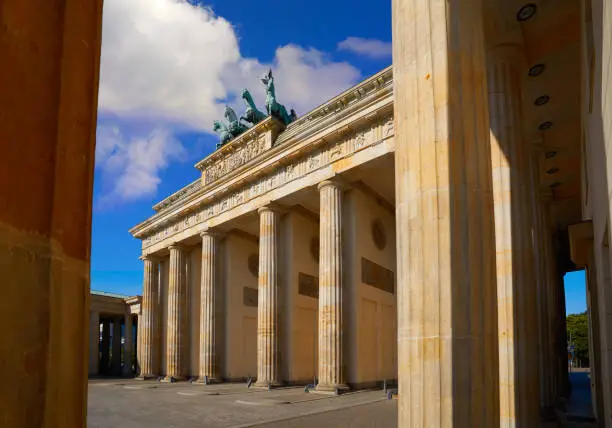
(142, 114, 394, 248)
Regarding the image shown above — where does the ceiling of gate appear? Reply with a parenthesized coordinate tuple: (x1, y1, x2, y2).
(494, 0, 583, 231)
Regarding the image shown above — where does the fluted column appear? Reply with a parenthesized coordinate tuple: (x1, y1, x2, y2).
(316, 180, 348, 393)
(123, 314, 133, 376)
(89, 311, 99, 375)
(198, 231, 220, 383)
(138, 255, 160, 379)
(164, 244, 188, 382)
(392, 0, 499, 426)
(255, 206, 281, 388)
(487, 45, 540, 426)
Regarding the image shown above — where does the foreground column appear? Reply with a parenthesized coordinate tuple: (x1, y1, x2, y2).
(164, 244, 187, 382)
(487, 45, 540, 426)
(316, 180, 348, 393)
(392, 1, 499, 426)
(255, 206, 281, 388)
(138, 255, 160, 379)
(89, 311, 100, 375)
(0, 1, 102, 426)
(198, 231, 220, 383)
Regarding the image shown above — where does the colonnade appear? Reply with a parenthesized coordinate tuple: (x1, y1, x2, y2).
(138, 180, 357, 390)
(391, 0, 570, 425)
(89, 313, 137, 377)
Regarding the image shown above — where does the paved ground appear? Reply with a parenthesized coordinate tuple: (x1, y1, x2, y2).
(562, 372, 597, 428)
(88, 379, 397, 428)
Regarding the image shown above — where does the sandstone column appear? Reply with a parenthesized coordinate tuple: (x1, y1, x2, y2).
(392, 0, 499, 426)
(164, 244, 188, 382)
(112, 318, 122, 374)
(198, 231, 220, 383)
(487, 45, 540, 426)
(316, 180, 348, 393)
(89, 311, 100, 375)
(123, 314, 133, 376)
(0, 1, 102, 425)
(138, 255, 160, 379)
(100, 319, 110, 374)
(255, 206, 281, 388)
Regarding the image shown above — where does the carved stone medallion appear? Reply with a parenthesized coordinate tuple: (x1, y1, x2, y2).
(372, 219, 386, 250)
(248, 253, 259, 277)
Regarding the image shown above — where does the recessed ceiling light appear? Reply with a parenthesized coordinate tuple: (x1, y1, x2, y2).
(539, 121, 553, 131)
(550, 182, 561, 188)
(517, 3, 537, 21)
(545, 151, 557, 159)
(535, 95, 550, 106)
(528, 64, 546, 77)
(546, 167, 559, 174)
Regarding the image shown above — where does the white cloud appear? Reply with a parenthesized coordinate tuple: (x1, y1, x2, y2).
(337, 37, 392, 59)
(99, 0, 361, 130)
(95, 125, 186, 206)
(96, 0, 362, 204)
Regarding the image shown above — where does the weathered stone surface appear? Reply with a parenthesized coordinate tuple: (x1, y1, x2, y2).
(198, 231, 220, 382)
(164, 245, 188, 381)
(255, 206, 281, 387)
(392, 0, 499, 425)
(316, 180, 348, 392)
(139, 256, 160, 378)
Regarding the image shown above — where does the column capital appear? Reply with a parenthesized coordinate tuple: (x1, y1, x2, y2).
(167, 242, 185, 251)
(257, 203, 284, 215)
(200, 229, 224, 239)
(140, 254, 158, 262)
(317, 178, 349, 192)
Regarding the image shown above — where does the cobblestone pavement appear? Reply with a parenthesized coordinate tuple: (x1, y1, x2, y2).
(88, 379, 397, 428)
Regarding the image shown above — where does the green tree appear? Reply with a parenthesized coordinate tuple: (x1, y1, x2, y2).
(566, 311, 589, 367)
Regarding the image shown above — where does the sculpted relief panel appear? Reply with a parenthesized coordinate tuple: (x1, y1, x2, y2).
(203, 134, 268, 185)
(142, 115, 394, 249)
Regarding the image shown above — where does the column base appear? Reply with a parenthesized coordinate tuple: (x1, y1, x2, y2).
(160, 375, 185, 383)
(313, 383, 350, 395)
(135, 374, 159, 381)
(252, 380, 283, 390)
(193, 376, 218, 385)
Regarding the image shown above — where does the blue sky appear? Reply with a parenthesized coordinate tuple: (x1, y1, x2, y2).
(565, 270, 587, 315)
(91, 0, 392, 295)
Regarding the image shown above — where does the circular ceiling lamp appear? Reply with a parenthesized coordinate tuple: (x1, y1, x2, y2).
(534, 95, 550, 106)
(538, 121, 553, 131)
(517, 3, 537, 21)
(528, 64, 546, 77)
(546, 167, 559, 175)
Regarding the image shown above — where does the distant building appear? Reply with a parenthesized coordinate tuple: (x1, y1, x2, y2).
(89, 290, 141, 377)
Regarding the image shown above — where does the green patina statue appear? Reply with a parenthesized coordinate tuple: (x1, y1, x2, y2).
(213, 106, 249, 149)
(240, 89, 268, 126)
(224, 105, 249, 136)
(213, 120, 232, 148)
(260, 68, 296, 125)
(213, 70, 297, 149)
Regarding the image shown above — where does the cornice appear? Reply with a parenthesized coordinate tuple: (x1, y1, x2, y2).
(152, 179, 201, 212)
